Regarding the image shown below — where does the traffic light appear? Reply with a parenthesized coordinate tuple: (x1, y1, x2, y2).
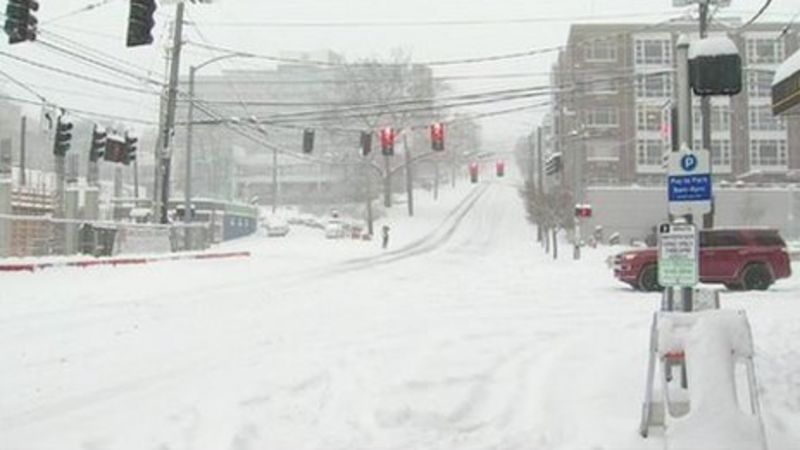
(302, 129, 314, 154)
(126, 0, 156, 47)
(89, 126, 107, 162)
(430, 122, 445, 151)
(469, 162, 479, 184)
(104, 135, 125, 163)
(4, 0, 39, 44)
(379, 127, 394, 156)
(360, 131, 372, 156)
(53, 117, 73, 157)
(496, 160, 505, 177)
(545, 152, 562, 176)
(123, 134, 138, 165)
(575, 204, 592, 218)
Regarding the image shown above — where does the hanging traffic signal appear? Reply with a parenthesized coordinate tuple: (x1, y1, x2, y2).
(4, 0, 39, 44)
(302, 129, 315, 154)
(360, 131, 372, 156)
(469, 162, 479, 184)
(496, 160, 505, 177)
(104, 135, 125, 163)
(123, 134, 138, 165)
(53, 117, 73, 157)
(545, 152, 562, 176)
(126, 0, 156, 47)
(379, 127, 394, 156)
(430, 122, 445, 151)
(89, 126, 107, 162)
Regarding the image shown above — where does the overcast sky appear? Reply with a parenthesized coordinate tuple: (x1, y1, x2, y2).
(1, 0, 797, 149)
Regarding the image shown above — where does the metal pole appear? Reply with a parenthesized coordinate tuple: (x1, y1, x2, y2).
(133, 153, 139, 199)
(383, 155, 392, 208)
(19, 116, 26, 186)
(677, 35, 693, 149)
(403, 133, 414, 217)
(184, 66, 195, 226)
(159, 1, 185, 224)
(364, 159, 374, 236)
(676, 34, 694, 312)
(573, 129, 583, 260)
(699, 1, 714, 229)
(537, 127, 544, 243)
(271, 146, 277, 213)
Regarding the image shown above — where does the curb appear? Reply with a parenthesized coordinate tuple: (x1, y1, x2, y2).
(0, 251, 251, 273)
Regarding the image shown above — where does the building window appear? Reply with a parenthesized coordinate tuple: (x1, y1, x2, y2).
(635, 73, 673, 98)
(693, 139, 731, 166)
(746, 38, 784, 64)
(747, 71, 774, 97)
(636, 139, 666, 166)
(636, 104, 669, 133)
(583, 40, 617, 62)
(749, 139, 787, 167)
(634, 39, 672, 65)
(585, 107, 618, 128)
(692, 105, 730, 132)
(749, 105, 785, 130)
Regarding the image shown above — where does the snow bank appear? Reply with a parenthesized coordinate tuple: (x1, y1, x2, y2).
(689, 36, 738, 59)
(773, 49, 800, 86)
(658, 311, 766, 450)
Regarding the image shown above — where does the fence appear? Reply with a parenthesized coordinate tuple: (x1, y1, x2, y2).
(0, 213, 211, 258)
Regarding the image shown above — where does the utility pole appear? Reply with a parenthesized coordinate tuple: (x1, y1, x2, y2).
(271, 146, 278, 213)
(698, 0, 714, 229)
(19, 116, 26, 186)
(403, 133, 414, 217)
(433, 158, 440, 201)
(537, 126, 544, 243)
(159, 1, 185, 224)
(185, 65, 196, 225)
(133, 154, 140, 199)
(573, 128, 583, 260)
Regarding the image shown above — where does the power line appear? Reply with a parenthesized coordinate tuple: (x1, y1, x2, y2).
(188, 11, 679, 28)
(740, 0, 775, 30)
(0, 50, 159, 95)
(42, 0, 120, 24)
(0, 94, 158, 125)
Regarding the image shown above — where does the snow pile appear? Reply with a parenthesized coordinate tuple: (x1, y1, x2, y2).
(773, 49, 800, 86)
(658, 310, 766, 450)
(689, 36, 739, 59)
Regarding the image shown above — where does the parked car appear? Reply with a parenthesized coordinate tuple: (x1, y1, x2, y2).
(324, 219, 345, 239)
(613, 228, 792, 292)
(263, 217, 290, 237)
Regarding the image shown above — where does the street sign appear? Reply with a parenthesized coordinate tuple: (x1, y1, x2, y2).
(657, 222, 699, 287)
(668, 147, 711, 216)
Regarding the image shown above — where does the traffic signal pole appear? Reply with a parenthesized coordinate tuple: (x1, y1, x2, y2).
(159, 1, 184, 224)
(699, 1, 714, 229)
(403, 133, 414, 217)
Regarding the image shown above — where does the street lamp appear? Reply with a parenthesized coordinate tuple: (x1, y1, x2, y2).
(184, 52, 250, 233)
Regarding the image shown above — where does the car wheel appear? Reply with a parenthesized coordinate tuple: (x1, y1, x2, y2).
(742, 264, 773, 291)
(638, 265, 663, 292)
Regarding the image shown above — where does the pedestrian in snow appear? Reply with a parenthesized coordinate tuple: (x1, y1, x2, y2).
(381, 225, 390, 249)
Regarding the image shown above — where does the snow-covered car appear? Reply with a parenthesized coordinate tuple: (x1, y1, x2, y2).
(324, 219, 345, 239)
(263, 217, 290, 237)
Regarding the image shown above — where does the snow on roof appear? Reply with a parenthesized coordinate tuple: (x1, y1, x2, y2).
(773, 49, 800, 87)
(688, 36, 738, 59)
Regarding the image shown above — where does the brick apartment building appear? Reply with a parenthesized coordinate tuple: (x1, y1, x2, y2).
(550, 20, 800, 191)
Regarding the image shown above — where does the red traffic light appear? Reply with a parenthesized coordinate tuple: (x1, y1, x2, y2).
(575, 204, 592, 218)
(496, 160, 505, 177)
(430, 122, 444, 151)
(379, 127, 395, 156)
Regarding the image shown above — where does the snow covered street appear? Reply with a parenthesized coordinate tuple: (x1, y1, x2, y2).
(2, 177, 799, 450)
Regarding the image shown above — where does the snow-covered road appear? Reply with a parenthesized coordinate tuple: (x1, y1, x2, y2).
(2, 177, 799, 450)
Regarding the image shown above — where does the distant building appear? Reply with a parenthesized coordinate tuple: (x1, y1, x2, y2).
(550, 20, 800, 190)
(174, 53, 436, 207)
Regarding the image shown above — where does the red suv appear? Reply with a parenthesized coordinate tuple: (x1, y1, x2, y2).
(613, 228, 792, 291)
